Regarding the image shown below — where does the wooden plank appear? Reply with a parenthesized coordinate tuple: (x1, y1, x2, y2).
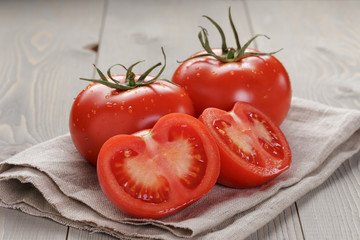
(0, 208, 66, 240)
(95, 0, 254, 80)
(297, 153, 360, 239)
(246, 0, 360, 239)
(0, 0, 105, 239)
(246, 0, 360, 110)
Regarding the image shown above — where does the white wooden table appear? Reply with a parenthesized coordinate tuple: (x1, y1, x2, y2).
(0, 0, 359, 239)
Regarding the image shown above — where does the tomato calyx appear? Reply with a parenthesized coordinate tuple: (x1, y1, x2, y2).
(185, 8, 282, 63)
(81, 47, 178, 90)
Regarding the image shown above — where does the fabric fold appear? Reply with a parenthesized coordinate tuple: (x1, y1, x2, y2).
(1, 97, 360, 239)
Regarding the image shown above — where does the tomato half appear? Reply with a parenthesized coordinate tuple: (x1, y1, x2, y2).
(69, 76, 194, 166)
(172, 48, 291, 125)
(97, 113, 220, 219)
(199, 102, 291, 188)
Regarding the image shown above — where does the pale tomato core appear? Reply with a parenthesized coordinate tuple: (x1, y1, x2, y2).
(110, 124, 207, 204)
(213, 109, 285, 168)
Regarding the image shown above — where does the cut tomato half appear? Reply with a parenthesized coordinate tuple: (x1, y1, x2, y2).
(199, 102, 291, 188)
(97, 113, 220, 219)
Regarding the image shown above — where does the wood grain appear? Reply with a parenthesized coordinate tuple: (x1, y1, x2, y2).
(96, 0, 254, 80)
(247, 0, 360, 239)
(0, 208, 66, 240)
(0, 0, 105, 239)
(297, 153, 360, 239)
(0, 0, 359, 239)
(246, 0, 360, 110)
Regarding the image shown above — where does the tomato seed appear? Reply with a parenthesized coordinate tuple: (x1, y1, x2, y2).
(124, 150, 131, 158)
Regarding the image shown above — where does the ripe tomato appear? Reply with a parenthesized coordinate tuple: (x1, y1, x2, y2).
(97, 113, 220, 219)
(199, 102, 291, 188)
(69, 52, 194, 166)
(172, 48, 291, 125)
(172, 9, 291, 125)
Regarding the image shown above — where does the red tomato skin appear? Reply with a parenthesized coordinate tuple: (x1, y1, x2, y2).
(172, 48, 291, 126)
(199, 102, 291, 188)
(97, 113, 220, 219)
(69, 76, 194, 166)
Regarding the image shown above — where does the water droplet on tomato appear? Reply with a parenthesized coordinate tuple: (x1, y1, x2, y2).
(196, 73, 200, 77)
(230, 71, 235, 75)
(128, 106, 133, 113)
(112, 90, 120, 95)
(105, 95, 110, 99)
(106, 102, 112, 107)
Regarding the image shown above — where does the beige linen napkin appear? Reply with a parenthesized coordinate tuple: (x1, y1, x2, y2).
(1, 97, 360, 240)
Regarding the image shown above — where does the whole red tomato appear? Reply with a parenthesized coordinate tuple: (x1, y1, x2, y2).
(69, 51, 194, 166)
(97, 113, 220, 218)
(172, 9, 291, 125)
(200, 102, 291, 188)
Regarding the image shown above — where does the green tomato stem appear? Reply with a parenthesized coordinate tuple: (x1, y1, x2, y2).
(80, 47, 177, 90)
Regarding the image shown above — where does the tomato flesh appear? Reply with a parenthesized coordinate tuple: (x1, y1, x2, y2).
(200, 102, 291, 188)
(97, 113, 220, 218)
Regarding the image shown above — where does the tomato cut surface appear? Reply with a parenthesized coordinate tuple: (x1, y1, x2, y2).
(199, 102, 291, 188)
(97, 113, 220, 219)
